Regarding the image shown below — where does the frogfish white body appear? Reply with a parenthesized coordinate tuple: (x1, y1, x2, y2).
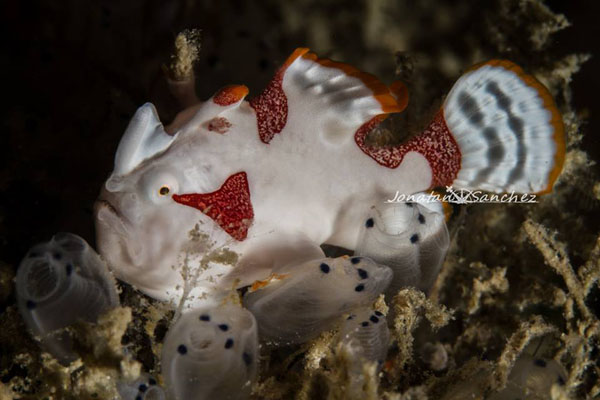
(95, 48, 564, 308)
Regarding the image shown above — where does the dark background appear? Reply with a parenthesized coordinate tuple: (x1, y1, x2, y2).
(1, 0, 598, 269)
(549, 0, 600, 161)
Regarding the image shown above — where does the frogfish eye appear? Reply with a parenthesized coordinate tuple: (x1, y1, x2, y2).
(159, 186, 170, 196)
(141, 171, 179, 203)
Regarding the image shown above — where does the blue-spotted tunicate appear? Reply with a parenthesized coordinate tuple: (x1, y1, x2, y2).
(161, 304, 258, 400)
(355, 194, 449, 295)
(341, 306, 390, 370)
(117, 373, 166, 400)
(243, 256, 393, 346)
(15, 232, 119, 365)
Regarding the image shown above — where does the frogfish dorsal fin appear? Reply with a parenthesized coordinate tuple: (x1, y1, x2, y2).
(249, 48, 407, 145)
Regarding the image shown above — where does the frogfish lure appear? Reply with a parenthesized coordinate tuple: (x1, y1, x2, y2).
(94, 48, 565, 308)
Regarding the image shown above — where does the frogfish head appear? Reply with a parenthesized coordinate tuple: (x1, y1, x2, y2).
(94, 103, 231, 302)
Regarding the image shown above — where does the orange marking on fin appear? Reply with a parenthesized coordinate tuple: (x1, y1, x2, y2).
(467, 60, 565, 195)
(249, 273, 289, 292)
(282, 47, 311, 70)
(441, 200, 453, 222)
(213, 84, 249, 106)
(298, 50, 405, 114)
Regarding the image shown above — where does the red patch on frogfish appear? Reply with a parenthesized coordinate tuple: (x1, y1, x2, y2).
(355, 110, 461, 188)
(249, 69, 288, 144)
(172, 172, 254, 241)
(213, 85, 249, 106)
(207, 117, 232, 134)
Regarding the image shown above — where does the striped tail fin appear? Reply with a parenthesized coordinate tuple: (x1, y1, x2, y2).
(438, 60, 565, 194)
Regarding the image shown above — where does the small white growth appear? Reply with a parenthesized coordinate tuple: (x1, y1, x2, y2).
(15, 233, 119, 365)
(162, 304, 258, 400)
(355, 194, 449, 295)
(243, 256, 392, 346)
(175, 224, 240, 315)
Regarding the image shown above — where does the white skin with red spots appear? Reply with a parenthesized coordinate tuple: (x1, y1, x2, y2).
(95, 49, 561, 309)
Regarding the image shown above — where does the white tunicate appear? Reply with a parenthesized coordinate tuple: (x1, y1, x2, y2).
(341, 306, 390, 370)
(355, 194, 449, 295)
(117, 374, 165, 400)
(161, 304, 258, 400)
(336, 306, 390, 400)
(15, 232, 119, 365)
(488, 355, 568, 400)
(243, 256, 393, 346)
